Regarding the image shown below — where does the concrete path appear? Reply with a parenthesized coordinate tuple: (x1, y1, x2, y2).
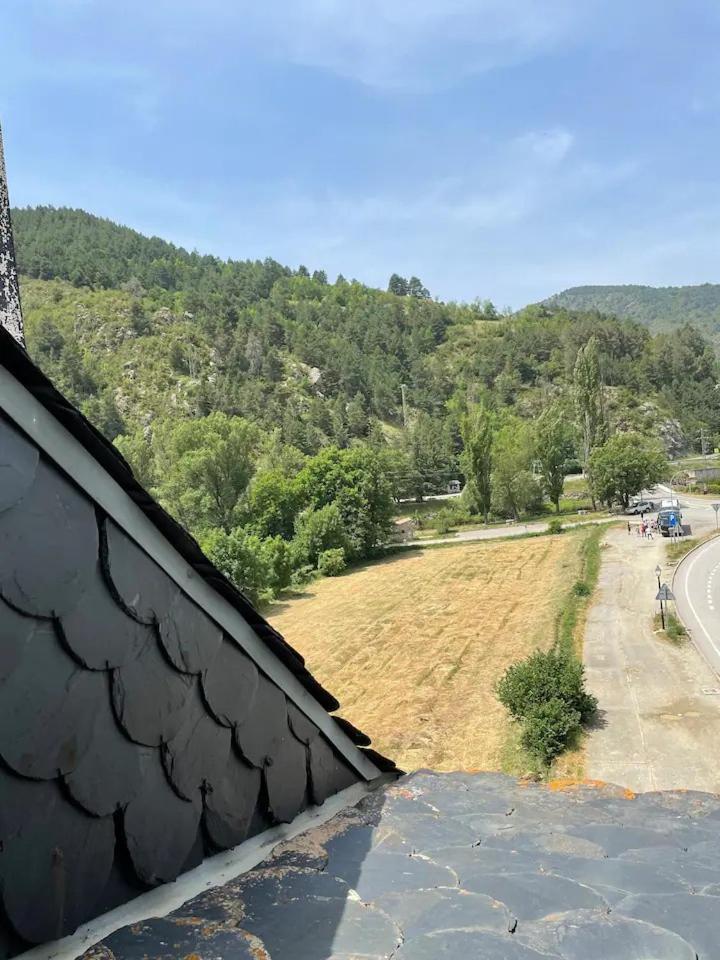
(584, 492, 720, 792)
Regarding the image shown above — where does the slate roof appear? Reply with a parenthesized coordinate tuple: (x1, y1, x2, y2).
(0, 330, 394, 956)
(83, 771, 720, 960)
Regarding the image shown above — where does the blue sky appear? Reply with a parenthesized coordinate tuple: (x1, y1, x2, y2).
(3, 1, 720, 307)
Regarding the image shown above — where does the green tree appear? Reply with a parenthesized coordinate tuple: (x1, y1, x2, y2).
(292, 503, 349, 567)
(491, 420, 543, 518)
(573, 337, 607, 507)
(242, 469, 303, 541)
(296, 446, 394, 558)
(114, 429, 156, 490)
(402, 413, 456, 502)
(460, 403, 494, 522)
(588, 432, 667, 507)
(535, 404, 575, 513)
(151, 412, 259, 534)
(202, 527, 274, 605)
(387, 273, 408, 296)
(407, 276, 430, 299)
(346, 392, 369, 438)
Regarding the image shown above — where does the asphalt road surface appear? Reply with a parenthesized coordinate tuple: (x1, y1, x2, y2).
(584, 487, 720, 793)
(673, 495, 720, 679)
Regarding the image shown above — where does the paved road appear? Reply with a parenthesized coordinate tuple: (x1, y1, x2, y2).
(584, 489, 720, 792)
(673, 528, 720, 680)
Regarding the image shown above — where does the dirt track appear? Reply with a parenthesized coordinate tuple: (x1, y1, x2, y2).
(270, 534, 586, 772)
(584, 502, 720, 792)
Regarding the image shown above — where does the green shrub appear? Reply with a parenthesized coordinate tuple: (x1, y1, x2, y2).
(496, 649, 597, 724)
(572, 580, 591, 597)
(547, 518, 564, 535)
(434, 508, 455, 535)
(202, 527, 274, 606)
(293, 503, 349, 567)
(259, 536, 294, 594)
(290, 564, 315, 588)
(665, 612, 687, 642)
(521, 698, 582, 765)
(317, 548, 347, 577)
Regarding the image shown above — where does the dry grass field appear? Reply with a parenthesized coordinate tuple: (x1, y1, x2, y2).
(270, 533, 588, 772)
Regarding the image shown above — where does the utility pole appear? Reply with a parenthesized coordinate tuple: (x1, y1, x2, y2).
(0, 123, 25, 346)
(698, 427, 710, 466)
(400, 383, 409, 429)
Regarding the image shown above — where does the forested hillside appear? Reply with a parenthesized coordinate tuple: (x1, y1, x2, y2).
(544, 284, 720, 342)
(12, 206, 720, 601)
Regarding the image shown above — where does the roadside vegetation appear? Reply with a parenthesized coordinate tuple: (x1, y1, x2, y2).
(653, 611, 687, 644)
(497, 525, 604, 773)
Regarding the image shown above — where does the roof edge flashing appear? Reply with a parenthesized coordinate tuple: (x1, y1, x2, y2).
(16, 773, 395, 960)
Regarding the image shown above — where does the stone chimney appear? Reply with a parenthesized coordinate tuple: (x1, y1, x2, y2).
(0, 124, 25, 346)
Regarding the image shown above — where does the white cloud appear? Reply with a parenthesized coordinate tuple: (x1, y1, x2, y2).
(244, 0, 594, 89)
(515, 128, 575, 164)
(127, 0, 598, 91)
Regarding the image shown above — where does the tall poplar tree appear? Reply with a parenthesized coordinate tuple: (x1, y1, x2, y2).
(460, 403, 494, 523)
(573, 337, 606, 507)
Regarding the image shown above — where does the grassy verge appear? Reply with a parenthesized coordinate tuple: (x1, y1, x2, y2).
(500, 524, 606, 779)
(555, 524, 604, 658)
(653, 611, 687, 644)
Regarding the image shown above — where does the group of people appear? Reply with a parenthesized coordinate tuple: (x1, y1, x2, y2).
(627, 514, 656, 539)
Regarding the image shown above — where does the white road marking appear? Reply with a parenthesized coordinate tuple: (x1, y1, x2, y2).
(684, 547, 720, 660)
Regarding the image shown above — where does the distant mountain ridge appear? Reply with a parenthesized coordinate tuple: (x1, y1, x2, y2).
(543, 284, 720, 340)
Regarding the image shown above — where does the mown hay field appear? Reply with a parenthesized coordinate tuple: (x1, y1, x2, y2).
(270, 533, 588, 772)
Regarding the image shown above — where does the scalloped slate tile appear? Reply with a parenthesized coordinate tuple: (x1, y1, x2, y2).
(458, 871, 607, 921)
(533, 910, 697, 960)
(0, 773, 114, 945)
(94, 917, 262, 960)
(616, 892, 720, 958)
(203, 753, 262, 851)
(375, 888, 512, 938)
(545, 855, 687, 899)
(162, 681, 231, 801)
(333, 851, 456, 901)
(64, 694, 145, 817)
(395, 930, 557, 959)
(308, 735, 358, 805)
(234, 673, 287, 767)
(201, 636, 258, 728)
(0, 596, 37, 683)
(59, 566, 153, 670)
(0, 620, 104, 779)
(111, 634, 193, 747)
(0, 415, 39, 513)
(157, 592, 223, 674)
(242, 893, 402, 959)
(264, 726, 307, 823)
(287, 700, 319, 745)
(0, 460, 97, 617)
(101, 519, 179, 624)
(564, 823, 688, 858)
(122, 750, 201, 886)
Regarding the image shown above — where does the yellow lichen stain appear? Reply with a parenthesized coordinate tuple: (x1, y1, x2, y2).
(544, 777, 636, 800)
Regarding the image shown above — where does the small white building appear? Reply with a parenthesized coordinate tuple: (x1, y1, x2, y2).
(447, 480, 462, 495)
